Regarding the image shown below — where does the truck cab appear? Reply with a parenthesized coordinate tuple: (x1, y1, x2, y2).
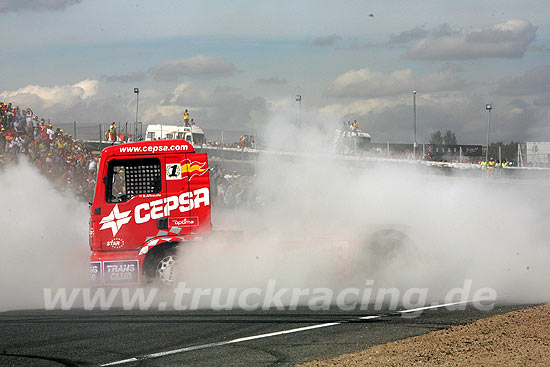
(89, 140, 211, 286)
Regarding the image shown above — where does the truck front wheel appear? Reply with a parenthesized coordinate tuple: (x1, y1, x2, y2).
(144, 247, 180, 286)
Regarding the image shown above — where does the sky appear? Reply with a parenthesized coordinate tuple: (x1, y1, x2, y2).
(2, 0, 550, 143)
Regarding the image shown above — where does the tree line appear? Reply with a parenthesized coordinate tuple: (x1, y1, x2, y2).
(429, 130, 457, 145)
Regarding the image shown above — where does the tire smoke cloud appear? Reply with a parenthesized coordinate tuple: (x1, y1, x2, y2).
(177, 108, 550, 308)
(0, 159, 89, 311)
(2, 108, 548, 311)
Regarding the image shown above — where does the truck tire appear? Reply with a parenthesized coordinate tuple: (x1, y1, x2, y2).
(362, 229, 412, 273)
(145, 247, 180, 287)
(369, 229, 407, 258)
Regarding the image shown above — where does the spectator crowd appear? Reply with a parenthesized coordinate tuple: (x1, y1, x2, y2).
(207, 134, 256, 150)
(209, 165, 259, 209)
(0, 102, 98, 201)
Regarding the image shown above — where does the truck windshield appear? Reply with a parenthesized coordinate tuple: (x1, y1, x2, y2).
(193, 133, 206, 145)
(106, 158, 162, 203)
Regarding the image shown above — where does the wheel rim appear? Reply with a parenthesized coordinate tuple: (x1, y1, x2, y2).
(156, 254, 179, 285)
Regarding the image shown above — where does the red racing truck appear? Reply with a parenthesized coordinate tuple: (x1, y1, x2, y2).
(89, 140, 212, 286)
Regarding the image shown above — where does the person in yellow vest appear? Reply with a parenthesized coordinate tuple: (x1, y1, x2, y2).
(487, 158, 496, 177)
(184, 109, 190, 126)
(109, 122, 118, 142)
(481, 160, 487, 169)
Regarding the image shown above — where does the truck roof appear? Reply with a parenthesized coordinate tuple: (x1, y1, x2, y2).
(146, 124, 205, 134)
(101, 139, 195, 158)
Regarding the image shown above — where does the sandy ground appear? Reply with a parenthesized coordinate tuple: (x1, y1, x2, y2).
(299, 304, 550, 366)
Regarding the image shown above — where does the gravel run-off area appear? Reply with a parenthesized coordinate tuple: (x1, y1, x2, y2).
(299, 304, 550, 366)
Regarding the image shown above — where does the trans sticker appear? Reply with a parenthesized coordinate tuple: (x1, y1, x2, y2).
(103, 260, 140, 285)
(89, 262, 102, 286)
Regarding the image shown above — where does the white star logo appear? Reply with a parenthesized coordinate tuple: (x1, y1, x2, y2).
(99, 205, 132, 236)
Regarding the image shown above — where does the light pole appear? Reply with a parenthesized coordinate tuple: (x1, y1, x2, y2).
(413, 90, 417, 159)
(295, 94, 302, 128)
(134, 88, 139, 139)
(136, 121, 142, 141)
(485, 104, 492, 164)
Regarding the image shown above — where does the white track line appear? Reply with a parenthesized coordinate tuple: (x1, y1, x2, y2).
(398, 300, 474, 314)
(101, 300, 475, 366)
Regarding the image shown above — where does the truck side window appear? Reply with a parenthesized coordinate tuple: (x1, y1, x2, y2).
(106, 158, 162, 203)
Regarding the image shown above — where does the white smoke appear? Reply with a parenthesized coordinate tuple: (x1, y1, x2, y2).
(176, 106, 550, 308)
(2, 107, 548, 312)
(0, 159, 89, 311)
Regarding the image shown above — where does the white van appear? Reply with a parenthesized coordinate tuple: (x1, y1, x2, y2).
(145, 124, 206, 146)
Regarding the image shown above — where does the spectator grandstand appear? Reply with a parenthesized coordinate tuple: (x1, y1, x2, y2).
(0, 102, 98, 201)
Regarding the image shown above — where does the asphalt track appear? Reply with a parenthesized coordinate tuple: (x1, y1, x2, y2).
(0, 303, 529, 366)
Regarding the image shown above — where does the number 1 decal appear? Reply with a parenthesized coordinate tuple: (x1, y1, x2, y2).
(166, 163, 182, 180)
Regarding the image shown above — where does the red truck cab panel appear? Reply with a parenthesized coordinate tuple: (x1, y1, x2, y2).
(89, 140, 211, 285)
(165, 153, 211, 235)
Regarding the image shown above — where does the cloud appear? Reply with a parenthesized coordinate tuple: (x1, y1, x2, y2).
(323, 91, 550, 144)
(388, 24, 455, 46)
(322, 64, 550, 144)
(149, 55, 237, 81)
(0, 0, 81, 13)
(148, 83, 270, 131)
(439, 63, 465, 73)
(102, 55, 236, 83)
(0, 80, 133, 137)
(255, 76, 288, 85)
(0, 79, 272, 138)
(389, 27, 430, 44)
(326, 68, 412, 98)
(311, 34, 342, 47)
(0, 80, 98, 107)
(407, 19, 536, 60)
(495, 65, 550, 96)
(325, 67, 468, 99)
(46, 94, 131, 129)
(103, 72, 147, 83)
